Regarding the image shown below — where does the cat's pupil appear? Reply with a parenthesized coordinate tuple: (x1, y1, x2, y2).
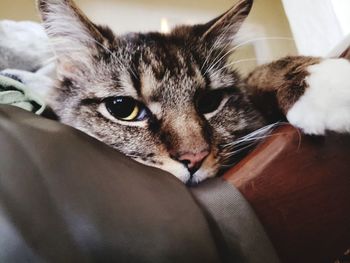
(197, 91, 224, 114)
(105, 97, 143, 121)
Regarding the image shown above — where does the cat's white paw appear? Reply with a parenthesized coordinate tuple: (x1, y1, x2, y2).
(287, 58, 350, 135)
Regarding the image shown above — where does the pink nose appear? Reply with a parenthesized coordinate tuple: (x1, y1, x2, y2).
(178, 150, 209, 169)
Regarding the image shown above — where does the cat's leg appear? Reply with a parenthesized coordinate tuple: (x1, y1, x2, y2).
(245, 56, 350, 135)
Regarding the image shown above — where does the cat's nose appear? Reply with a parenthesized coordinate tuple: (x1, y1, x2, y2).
(178, 150, 209, 170)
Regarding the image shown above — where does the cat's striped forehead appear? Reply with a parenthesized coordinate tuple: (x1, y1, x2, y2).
(112, 32, 239, 105)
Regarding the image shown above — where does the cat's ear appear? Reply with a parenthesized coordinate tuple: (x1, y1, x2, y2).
(37, 0, 115, 77)
(199, 0, 252, 45)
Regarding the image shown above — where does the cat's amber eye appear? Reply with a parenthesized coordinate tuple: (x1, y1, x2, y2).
(196, 90, 224, 114)
(104, 97, 148, 121)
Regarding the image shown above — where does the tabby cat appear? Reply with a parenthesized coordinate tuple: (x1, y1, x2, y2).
(37, 0, 350, 185)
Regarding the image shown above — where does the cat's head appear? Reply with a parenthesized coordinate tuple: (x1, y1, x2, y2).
(38, 0, 264, 184)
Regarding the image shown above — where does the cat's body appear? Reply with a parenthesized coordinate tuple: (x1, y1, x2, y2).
(38, 0, 350, 185)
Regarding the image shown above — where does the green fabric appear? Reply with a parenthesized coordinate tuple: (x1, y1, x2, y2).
(0, 75, 45, 115)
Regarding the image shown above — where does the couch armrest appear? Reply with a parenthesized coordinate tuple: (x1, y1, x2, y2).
(224, 125, 350, 262)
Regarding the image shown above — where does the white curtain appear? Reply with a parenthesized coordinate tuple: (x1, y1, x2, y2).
(281, 0, 348, 56)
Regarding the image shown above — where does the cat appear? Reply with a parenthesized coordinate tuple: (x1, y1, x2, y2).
(37, 0, 350, 185)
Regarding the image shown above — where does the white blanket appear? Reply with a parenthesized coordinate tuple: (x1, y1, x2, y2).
(0, 20, 55, 98)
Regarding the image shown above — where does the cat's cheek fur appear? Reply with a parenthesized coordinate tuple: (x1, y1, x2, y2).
(154, 158, 191, 183)
(287, 58, 350, 135)
(191, 153, 219, 183)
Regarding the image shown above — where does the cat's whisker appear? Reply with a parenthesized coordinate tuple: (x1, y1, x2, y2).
(220, 147, 256, 167)
(286, 124, 303, 150)
(202, 39, 232, 75)
(51, 48, 86, 54)
(201, 11, 245, 73)
(227, 123, 291, 149)
(224, 123, 281, 146)
(51, 36, 138, 80)
(223, 136, 270, 150)
(233, 36, 294, 51)
(204, 37, 294, 75)
(215, 56, 288, 74)
(48, 44, 86, 53)
(49, 38, 88, 52)
(220, 122, 292, 167)
(217, 57, 270, 72)
(203, 42, 232, 75)
(89, 38, 138, 78)
(220, 123, 283, 164)
(47, 46, 91, 65)
(201, 24, 233, 71)
(221, 142, 256, 157)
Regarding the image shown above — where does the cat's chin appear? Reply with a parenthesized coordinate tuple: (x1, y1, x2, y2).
(139, 156, 219, 185)
(188, 164, 219, 186)
(187, 153, 220, 185)
(153, 154, 219, 185)
(133, 156, 190, 183)
(169, 166, 218, 186)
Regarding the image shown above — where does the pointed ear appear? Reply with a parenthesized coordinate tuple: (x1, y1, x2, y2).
(200, 0, 253, 45)
(37, 0, 114, 77)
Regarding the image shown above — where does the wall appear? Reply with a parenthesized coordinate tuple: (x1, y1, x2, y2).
(0, 0, 297, 73)
(282, 0, 350, 57)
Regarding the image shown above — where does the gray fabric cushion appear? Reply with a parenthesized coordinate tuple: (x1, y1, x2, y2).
(191, 179, 280, 263)
(0, 105, 278, 262)
(0, 105, 221, 263)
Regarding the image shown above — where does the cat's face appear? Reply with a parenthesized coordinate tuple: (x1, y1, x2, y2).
(38, 0, 264, 184)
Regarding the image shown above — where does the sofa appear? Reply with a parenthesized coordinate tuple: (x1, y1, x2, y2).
(1, 104, 349, 263)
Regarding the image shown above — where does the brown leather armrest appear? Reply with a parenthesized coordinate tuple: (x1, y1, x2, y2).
(223, 125, 350, 263)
